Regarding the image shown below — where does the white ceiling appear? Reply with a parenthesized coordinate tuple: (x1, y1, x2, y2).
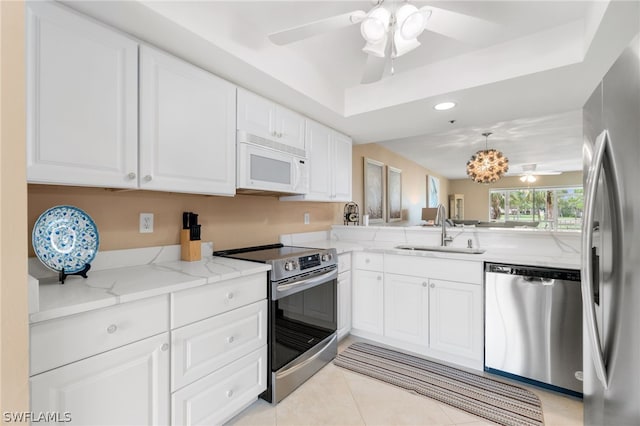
(64, 0, 640, 179)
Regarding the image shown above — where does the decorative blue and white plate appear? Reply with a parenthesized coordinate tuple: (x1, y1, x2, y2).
(32, 205, 99, 273)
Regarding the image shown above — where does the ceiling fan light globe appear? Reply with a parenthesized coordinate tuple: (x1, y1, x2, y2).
(361, 7, 390, 43)
(400, 10, 427, 40)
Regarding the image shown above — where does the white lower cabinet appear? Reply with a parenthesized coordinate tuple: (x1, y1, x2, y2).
(30, 333, 170, 426)
(171, 346, 267, 426)
(171, 300, 267, 392)
(351, 252, 484, 370)
(429, 279, 483, 362)
(337, 269, 352, 339)
(384, 273, 429, 348)
(351, 269, 384, 335)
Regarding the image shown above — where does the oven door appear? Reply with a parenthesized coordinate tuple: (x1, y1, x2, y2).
(271, 268, 337, 372)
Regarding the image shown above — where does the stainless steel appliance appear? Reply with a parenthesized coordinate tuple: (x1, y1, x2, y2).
(213, 244, 338, 404)
(485, 263, 583, 396)
(582, 32, 640, 425)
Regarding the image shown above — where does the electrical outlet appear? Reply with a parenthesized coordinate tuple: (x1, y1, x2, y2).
(139, 213, 154, 233)
(304, 212, 310, 225)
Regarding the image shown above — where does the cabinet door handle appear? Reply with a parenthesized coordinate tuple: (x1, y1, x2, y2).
(365, 259, 370, 264)
(226, 390, 234, 398)
(106, 324, 117, 334)
(422, 282, 427, 287)
(144, 175, 152, 182)
(127, 172, 136, 180)
(161, 343, 169, 352)
(377, 275, 381, 281)
(430, 283, 435, 288)
(271, 131, 277, 137)
(277, 132, 283, 138)
(227, 336, 235, 344)
(226, 292, 234, 300)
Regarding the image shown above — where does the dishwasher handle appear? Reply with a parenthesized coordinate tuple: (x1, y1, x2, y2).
(486, 263, 581, 282)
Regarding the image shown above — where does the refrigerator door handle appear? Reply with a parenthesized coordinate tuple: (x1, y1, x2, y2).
(581, 129, 609, 389)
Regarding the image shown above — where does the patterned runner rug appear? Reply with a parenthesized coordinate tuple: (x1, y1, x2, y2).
(334, 342, 544, 426)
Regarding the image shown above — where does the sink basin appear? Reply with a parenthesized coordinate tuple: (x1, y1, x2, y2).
(395, 245, 486, 255)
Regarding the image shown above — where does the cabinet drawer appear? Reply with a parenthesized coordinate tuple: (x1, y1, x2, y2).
(171, 273, 266, 329)
(384, 255, 482, 284)
(338, 253, 352, 272)
(353, 252, 383, 272)
(171, 345, 267, 426)
(30, 295, 169, 375)
(171, 299, 267, 392)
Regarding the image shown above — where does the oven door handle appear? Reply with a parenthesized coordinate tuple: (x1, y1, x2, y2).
(274, 268, 338, 299)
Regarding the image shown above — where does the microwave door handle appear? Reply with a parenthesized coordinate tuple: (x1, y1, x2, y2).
(293, 159, 300, 190)
(581, 129, 609, 389)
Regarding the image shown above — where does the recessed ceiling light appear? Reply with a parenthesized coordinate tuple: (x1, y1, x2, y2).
(434, 102, 456, 111)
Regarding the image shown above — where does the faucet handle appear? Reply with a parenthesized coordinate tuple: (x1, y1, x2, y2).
(467, 239, 473, 249)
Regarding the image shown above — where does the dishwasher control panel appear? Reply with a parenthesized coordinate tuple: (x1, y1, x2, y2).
(485, 263, 581, 281)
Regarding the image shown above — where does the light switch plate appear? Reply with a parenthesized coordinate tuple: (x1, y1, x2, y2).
(140, 213, 154, 233)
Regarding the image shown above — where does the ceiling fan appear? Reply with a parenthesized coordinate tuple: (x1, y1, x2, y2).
(512, 164, 562, 183)
(268, 0, 500, 84)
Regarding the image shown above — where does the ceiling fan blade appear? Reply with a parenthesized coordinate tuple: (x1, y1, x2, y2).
(268, 10, 366, 45)
(422, 6, 501, 45)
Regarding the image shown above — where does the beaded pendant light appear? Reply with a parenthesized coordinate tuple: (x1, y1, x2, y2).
(466, 132, 509, 184)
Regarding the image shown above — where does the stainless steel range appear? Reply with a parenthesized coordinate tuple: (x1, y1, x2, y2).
(213, 244, 338, 404)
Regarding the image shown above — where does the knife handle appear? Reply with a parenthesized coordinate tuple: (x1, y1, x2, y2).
(190, 225, 201, 241)
(182, 212, 190, 230)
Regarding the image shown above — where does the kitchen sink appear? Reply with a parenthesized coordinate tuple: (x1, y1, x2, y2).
(395, 245, 486, 254)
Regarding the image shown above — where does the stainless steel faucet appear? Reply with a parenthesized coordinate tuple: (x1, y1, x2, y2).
(437, 204, 454, 246)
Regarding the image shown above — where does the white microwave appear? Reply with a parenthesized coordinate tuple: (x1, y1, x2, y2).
(237, 138, 308, 195)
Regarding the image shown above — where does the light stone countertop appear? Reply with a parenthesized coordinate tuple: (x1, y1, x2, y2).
(30, 254, 270, 324)
(286, 237, 581, 270)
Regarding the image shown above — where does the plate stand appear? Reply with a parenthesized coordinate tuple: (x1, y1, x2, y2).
(58, 263, 91, 284)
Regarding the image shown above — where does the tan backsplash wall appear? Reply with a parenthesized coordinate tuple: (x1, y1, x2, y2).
(28, 185, 343, 256)
(449, 171, 583, 220)
(352, 143, 449, 224)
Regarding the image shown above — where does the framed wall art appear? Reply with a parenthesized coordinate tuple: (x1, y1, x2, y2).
(427, 175, 440, 208)
(387, 166, 402, 222)
(364, 158, 385, 223)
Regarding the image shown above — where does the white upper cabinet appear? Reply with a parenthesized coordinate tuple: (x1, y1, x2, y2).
(26, 2, 138, 188)
(237, 88, 305, 153)
(139, 46, 236, 196)
(281, 119, 352, 202)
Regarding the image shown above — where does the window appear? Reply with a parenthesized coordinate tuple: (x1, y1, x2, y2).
(488, 186, 583, 230)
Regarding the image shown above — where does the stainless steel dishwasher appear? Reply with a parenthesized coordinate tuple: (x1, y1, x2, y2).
(485, 263, 583, 396)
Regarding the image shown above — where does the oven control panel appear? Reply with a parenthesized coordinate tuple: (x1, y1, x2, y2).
(271, 248, 337, 281)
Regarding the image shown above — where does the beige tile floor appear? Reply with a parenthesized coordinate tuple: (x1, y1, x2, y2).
(227, 336, 583, 426)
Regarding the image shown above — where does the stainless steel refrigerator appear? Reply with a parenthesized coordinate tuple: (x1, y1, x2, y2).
(582, 33, 640, 426)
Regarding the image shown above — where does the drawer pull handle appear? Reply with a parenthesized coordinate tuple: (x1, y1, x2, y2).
(226, 390, 233, 398)
(377, 276, 381, 281)
(365, 259, 370, 263)
(226, 292, 234, 300)
(161, 343, 169, 352)
(227, 336, 234, 344)
(107, 324, 117, 334)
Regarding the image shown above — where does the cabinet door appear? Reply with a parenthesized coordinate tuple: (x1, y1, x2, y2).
(275, 107, 306, 152)
(384, 273, 429, 346)
(236, 88, 275, 141)
(352, 270, 383, 335)
(429, 279, 482, 361)
(139, 46, 236, 195)
(171, 300, 267, 392)
(337, 271, 352, 339)
(31, 333, 170, 426)
(26, 1, 138, 188)
(332, 131, 353, 201)
(305, 120, 333, 199)
(172, 346, 267, 426)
